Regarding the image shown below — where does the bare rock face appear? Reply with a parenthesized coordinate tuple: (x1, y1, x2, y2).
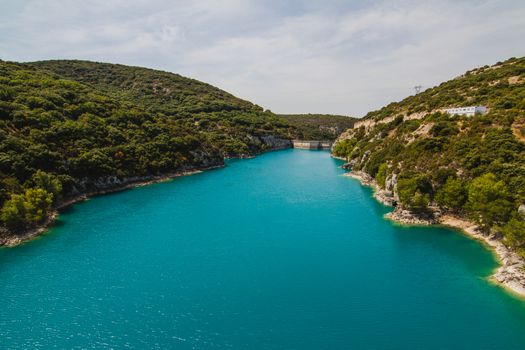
(486, 234, 525, 296)
(342, 159, 358, 170)
(385, 208, 437, 225)
(360, 150, 371, 168)
(257, 135, 293, 150)
(333, 128, 355, 145)
(518, 204, 525, 216)
(93, 176, 123, 189)
(189, 149, 224, 167)
(70, 148, 225, 195)
(384, 173, 399, 202)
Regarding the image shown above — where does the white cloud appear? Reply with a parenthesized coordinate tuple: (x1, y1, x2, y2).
(0, 0, 524, 116)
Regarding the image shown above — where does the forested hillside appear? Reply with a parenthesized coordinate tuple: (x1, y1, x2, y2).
(28, 60, 294, 156)
(279, 114, 355, 140)
(333, 56, 525, 256)
(0, 60, 294, 236)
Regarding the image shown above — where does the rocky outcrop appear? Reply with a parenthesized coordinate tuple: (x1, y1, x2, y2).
(258, 135, 293, 150)
(70, 150, 224, 195)
(342, 161, 355, 170)
(242, 134, 292, 155)
(492, 243, 525, 296)
(332, 128, 355, 148)
(384, 173, 399, 202)
(385, 208, 437, 225)
(344, 170, 396, 207)
(345, 169, 402, 207)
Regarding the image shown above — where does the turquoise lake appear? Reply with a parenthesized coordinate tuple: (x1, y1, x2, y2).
(1, 149, 525, 349)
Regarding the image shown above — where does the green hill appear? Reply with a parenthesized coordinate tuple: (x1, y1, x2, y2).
(333, 56, 525, 256)
(28, 60, 259, 115)
(27, 60, 294, 155)
(279, 114, 356, 140)
(0, 60, 294, 236)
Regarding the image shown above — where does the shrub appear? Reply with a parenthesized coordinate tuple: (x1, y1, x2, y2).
(375, 163, 388, 188)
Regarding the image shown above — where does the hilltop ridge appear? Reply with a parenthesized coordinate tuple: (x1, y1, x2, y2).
(279, 114, 356, 140)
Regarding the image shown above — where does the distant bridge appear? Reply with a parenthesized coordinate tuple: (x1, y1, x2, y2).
(292, 140, 333, 150)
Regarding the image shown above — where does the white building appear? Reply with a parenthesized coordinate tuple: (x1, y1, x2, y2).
(444, 106, 487, 117)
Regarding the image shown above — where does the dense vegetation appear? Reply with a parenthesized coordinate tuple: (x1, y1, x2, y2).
(0, 60, 295, 234)
(28, 60, 294, 156)
(279, 114, 355, 140)
(333, 56, 525, 257)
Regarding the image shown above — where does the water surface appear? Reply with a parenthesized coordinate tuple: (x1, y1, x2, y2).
(1, 150, 525, 349)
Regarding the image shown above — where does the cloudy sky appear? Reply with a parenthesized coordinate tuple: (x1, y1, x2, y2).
(1, 0, 524, 116)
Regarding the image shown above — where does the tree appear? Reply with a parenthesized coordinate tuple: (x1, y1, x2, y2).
(467, 173, 513, 231)
(397, 175, 432, 212)
(23, 188, 53, 224)
(435, 177, 467, 211)
(0, 177, 22, 203)
(0, 188, 53, 230)
(430, 121, 459, 137)
(502, 216, 525, 254)
(375, 163, 388, 188)
(0, 194, 26, 230)
(332, 138, 357, 159)
(411, 190, 430, 212)
(31, 170, 62, 202)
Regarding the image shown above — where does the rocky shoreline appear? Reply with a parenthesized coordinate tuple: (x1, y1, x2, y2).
(0, 165, 224, 248)
(344, 170, 525, 298)
(0, 135, 292, 248)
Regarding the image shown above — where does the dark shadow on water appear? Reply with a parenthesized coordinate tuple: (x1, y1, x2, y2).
(59, 204, 77, 215)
